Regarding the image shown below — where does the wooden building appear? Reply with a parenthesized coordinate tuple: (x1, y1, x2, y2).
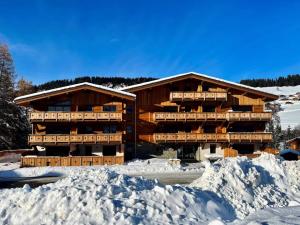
(121, 72, 278, 161)
(14, 83, 136, 167)
(15, 72, 279, 166)
(286, 137, 300, 150)
(281, 137, 300, 160)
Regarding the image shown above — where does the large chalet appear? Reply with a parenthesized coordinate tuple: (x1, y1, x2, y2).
(14, 72, 278, 167)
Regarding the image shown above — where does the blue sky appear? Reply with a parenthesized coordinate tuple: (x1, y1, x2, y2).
(1, 0, 300, 84)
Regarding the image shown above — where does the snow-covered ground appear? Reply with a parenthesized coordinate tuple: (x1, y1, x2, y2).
(0, 154, 299, 224)
(0, 158, 203, 178)
(257, 85, 300, 96)
(257, 85, 300, 129)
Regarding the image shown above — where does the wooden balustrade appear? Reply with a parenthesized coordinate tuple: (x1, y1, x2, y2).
(21, 156, 124, 167)
(153, 132, 272, 143)
(153, 112, 272, 122)
(29, 111, 123, 122)
(29, 133, 122, 145)
(170, 92, 227, 101)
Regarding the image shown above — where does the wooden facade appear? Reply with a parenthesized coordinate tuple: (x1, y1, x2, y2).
(15, 83, 135, 167)
(287, 137, 300, 150)
(15, 72, 279, 166)
(121, 72, 278, 161)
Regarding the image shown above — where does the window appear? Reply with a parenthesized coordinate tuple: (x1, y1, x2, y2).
(232, 105, 252, 112)
(78, 105, 93, 112)
(103, 105, 116, 112)
(185, 105, 192, 112)
(210, 144, 216, 154)
(126, 105, 133, 114)
(47, 100, 71, 112)
(78, 125, 93, 134)
(103, 125, 117, 133)
(203, 105, 215, 112)
(103, 145, 117, 156)
(163, 106, 178, 112)
(204, 125, 216, 133)
(127, 125, 133, 134)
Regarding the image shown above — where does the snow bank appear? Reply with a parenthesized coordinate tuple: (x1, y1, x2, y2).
(0, 169, 234, 225)
(190, 154, 300, 219)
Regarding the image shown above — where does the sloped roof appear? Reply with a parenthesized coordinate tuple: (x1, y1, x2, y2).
(286, 137, 300, 143)
(14, 82, 136, 105)
(120, 72, 278, 100)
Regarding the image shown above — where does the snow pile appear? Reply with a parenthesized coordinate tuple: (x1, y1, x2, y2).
(190, 154, 300, 219)
(0, 169, 234, 225)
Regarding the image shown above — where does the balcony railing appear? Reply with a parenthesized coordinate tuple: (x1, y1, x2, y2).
(21, 156, 124, 167)
(29, 133, 122, 145)
(153, 132, 272, 143)
(29, 112, 123, 122)
(170, 92, 227, 101)
(153, 112, 272, 122)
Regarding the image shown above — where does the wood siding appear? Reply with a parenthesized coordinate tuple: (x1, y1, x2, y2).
(21, 156, 124, 167)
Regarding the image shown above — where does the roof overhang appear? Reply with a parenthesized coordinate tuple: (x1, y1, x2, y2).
(14, 82, 136, 106)
(121, 72, 278, 101)
(286, 137, 300, 143)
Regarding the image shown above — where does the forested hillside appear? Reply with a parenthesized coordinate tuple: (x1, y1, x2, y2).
(240, 74, 300, 87)
(33, 76, 156, 92)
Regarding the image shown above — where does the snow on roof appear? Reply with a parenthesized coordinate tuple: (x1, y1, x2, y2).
(14, 82, 136, 102)
(120, 71, 278, 98)
(286, 137, 300, 143)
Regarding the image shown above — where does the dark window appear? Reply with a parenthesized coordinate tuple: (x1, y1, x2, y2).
(85, 146, 92, 155)
(184, 125, 192, 133)
(103, 145, 117, 156)
(103, 125, 117, 133)
(78, 105, 93, 112)
(210, 144, 216, 154)
(126, 105, 133, 114)
(232, 105, 252, 112)
(185, 105, 192, 112)
(164, 106, 178, 112)
(48, 100, 71, 112)
(203, 105, 215, 112)
(127, 126, 133, 134)
(46, 125, 70, 134)
(202, 85, 209, 91)
(78, 125, 93, 134)
(204, 125, 216, 133)
(103, 105, 117, 112)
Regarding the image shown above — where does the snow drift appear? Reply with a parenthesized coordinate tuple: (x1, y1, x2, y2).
(190, 153, 300, 219)
(0, 154, 299, 224)
(0, 169, 234, 225)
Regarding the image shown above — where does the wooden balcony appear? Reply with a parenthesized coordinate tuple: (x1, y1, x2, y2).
(29, 111, 123, 122)
(153, 132, 272, 143)
(153, 112, 272, 122)
(29, 133, 122, 145)
(21, 156, 124, 167)
(170, 92, 227, 101)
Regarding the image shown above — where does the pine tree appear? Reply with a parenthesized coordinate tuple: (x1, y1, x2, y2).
(266, 104, 282, 149)
(0, 44, 15, 101)
(0, 44, 30, 150)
